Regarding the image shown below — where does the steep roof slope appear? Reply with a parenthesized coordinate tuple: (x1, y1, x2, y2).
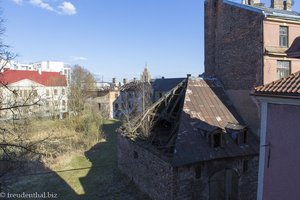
(173, 78, 259, 166)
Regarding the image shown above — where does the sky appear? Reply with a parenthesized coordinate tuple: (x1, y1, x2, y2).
(2, 0, 300, 82)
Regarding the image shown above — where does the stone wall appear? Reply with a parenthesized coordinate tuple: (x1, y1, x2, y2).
(117, 135, 174, 200)
(173, 157, 258, 200)
(118, 134, 258, 200)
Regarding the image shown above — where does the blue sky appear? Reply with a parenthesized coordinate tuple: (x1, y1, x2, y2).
(2, 0, 300, 82)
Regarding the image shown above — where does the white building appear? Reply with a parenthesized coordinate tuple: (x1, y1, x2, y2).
(0, 69, 68, 119)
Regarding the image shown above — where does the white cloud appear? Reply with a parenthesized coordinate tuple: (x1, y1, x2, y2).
(11, 0, 23, 5)
(70, 56, 87, 61)
(29, 0, 54, 11)
(58, 2, 77, 15)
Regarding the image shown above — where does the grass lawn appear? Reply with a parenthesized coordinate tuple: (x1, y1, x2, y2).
(5, 120, 149, 200)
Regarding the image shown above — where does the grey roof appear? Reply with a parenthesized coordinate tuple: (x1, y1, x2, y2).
(224, 0, 300, 21)
(172, 78, 259, 166)
(122, 77, 259, 167)
(152, 78, 185, 93)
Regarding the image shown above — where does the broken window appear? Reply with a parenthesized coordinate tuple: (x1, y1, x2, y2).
(208, 132, 222, 148)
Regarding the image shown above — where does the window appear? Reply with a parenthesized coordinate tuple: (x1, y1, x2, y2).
(280, 26, 288, 47)
(277, 61, 291, 79)
(208, 132, 222, 148)
(62, 89, 65, 95)
(195, 166, 201, 179)
(133, 151, 138, 159)
(54, 89, 58, 95)
(98, 103, 101, 110)
(46, 89, 49, 96)
(243, 160, 249, 172)
(33, 90, 38, 97)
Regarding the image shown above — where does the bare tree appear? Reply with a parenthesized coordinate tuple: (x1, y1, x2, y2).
(0, 15, 45, 185)
(68, 65, 96, 115)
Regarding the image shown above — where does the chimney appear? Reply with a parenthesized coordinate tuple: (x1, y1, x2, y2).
(271, 0, 284, 10)
(112, 77, 116, 84)
(133, 77, 137, 82)
(123, 78, 128, 84)
(38, 68, 42, 75)
(284, 0, 292, 11)
(242, 0, 260, 5)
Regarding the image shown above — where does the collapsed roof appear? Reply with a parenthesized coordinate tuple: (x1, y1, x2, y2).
(120, 77, 259, 166)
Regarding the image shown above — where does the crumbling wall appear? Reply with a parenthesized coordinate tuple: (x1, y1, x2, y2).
(117, 135, 174, 200)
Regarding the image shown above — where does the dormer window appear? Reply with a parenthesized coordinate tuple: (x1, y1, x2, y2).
(226, 123, 248, 145)
(208, 132, 223, 148)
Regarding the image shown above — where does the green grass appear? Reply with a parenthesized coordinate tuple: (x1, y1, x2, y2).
(5, 120, 149, 200)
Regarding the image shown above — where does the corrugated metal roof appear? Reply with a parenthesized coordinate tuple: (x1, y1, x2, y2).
(254, 71, 300, 97)
(172, 78, 259, 166)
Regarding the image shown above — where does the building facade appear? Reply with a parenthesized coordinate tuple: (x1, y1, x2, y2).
(205, 0, 300, 133)
(0, 69, 68, 119)
(253, 71, 300, 200)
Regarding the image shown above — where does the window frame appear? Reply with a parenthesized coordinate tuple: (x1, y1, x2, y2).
(277, 60, 291, 79)
(279, 26, 288, 48)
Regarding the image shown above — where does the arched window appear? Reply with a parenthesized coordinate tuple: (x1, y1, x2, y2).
(209, 169, 239, 200)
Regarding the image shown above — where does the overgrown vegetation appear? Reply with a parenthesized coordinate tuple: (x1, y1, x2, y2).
(23, 111, 103, 166)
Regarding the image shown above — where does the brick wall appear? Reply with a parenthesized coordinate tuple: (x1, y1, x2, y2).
(205, 0, 264, 89)
(204, 0, 264, 133)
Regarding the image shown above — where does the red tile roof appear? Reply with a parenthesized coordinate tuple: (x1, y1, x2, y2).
(254, 71, 300, 97)
(0, 69, 67, 87)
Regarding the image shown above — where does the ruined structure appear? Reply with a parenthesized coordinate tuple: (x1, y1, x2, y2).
(118, 77, 259, 200)
(114, 80, 152, 120)
(205, 0, 300, 133)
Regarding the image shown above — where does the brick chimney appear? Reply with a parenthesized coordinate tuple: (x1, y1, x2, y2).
(271, 0, 284, 10)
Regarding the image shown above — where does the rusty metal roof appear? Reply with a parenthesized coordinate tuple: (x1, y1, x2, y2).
(254, 71, 300, 98)
(172, 77, 259, 166)
(121, 77, 259, 166)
